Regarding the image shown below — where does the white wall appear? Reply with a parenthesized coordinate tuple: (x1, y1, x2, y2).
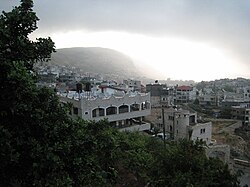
(191, 122, 212, 145)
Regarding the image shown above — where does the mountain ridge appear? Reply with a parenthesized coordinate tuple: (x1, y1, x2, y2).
(49, 47, 138, 78)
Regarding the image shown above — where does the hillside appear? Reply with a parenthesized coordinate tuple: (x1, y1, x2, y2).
(50, 47, 138, 77)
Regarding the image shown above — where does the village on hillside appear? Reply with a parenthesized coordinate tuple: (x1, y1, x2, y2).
(36, 62, 250, 181)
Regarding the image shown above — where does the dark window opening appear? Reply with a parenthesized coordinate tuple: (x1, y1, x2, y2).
(107, 106, 117, 115)
(73, 107, 78, 115)
(119, 105, 129, 113)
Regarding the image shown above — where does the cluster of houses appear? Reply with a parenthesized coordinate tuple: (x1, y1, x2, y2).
(34, 65, 250, 186)
(56, 79, 236, 164)
(36, 63, 250, 136)
(146, 80, 250, 129)
(56, 80, 212, 142)
(36, 63, 250, 185)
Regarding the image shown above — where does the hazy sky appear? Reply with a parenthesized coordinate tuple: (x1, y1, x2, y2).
(1, 0, 250, 82)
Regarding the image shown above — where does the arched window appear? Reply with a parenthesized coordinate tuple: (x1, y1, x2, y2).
(106, 106, 117, 115)
(119, 105, 129, 113)
(130, 103, 140, 111)
(92, 108, 105, 118)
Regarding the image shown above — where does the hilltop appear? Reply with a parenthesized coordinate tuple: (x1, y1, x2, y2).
(49, 47, 138, 78)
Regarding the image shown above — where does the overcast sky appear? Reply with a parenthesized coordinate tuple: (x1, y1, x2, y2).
(1, 0, 250, 81)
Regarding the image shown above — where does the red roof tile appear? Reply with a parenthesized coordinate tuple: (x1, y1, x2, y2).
(176, 85, 192, 91)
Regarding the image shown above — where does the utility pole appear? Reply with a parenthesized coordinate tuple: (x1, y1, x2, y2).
(173, 112, 175, 141)
(162, 107, 166, 147)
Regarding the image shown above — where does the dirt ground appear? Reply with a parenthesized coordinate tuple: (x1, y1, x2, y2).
(208, 118, 248, 159)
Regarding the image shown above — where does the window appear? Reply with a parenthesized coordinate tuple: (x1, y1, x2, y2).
(73, 107, 78, 115)
(130, 103, 140, 111)
(119, 105, 129, 113)
(92, 108, 105, 117)
(200, 128, 205, 134)
(85, 111, 88, 115)
(106, 106, 117, 115)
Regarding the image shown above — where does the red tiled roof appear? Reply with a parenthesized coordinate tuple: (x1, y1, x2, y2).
(176, 85, 192, 91)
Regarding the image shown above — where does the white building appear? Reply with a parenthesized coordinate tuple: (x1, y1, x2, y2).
(58, 88, 151, 132)
(151, 107, 212, 145)
(189, 122, 212, 145)
(123, 79, 142, 92)
(232, 103, 250, 128)
(175, 86, 193, 104)
(243, 86, 250, 102)
(199, 94, 218, 106)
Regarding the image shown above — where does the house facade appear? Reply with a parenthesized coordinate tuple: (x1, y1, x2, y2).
(123, 79, 142, 92)
(232, 103, 250, 128)
(59, 90, 151, 132)
(175, 86, 193, 104)
(148, 107, 212, 145)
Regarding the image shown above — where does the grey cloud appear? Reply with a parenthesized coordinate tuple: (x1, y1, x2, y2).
(1, 0, 250, 70)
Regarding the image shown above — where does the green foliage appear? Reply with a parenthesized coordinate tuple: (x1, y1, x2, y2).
(148, 140, 240, 187)
(220, 108, 232, 119)
(114, 132, 154, 186)
(0, 0, 55, 69)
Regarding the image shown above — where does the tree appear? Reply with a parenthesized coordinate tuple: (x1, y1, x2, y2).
(0, 0, 55, 68)
(148, 139, 240, 187)
(0, 1, 116, 186)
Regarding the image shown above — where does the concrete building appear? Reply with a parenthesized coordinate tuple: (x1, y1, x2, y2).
(123, 79, 142, 92)
(146, 83, 165, 107)
(160, 87, 175, 107)
(220, 87, 250, 109)
(190, 122, 212, 145)
(199, 94, 218, 106)
(164, 108, 212, 144)
(243, 86, 250, 102)
(175, 85, 193, 104)
(232, 103, 250, 128)
(146, 82, 174, 107)
(148, 107, 212, 145)
(58, 89, 151, 132)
